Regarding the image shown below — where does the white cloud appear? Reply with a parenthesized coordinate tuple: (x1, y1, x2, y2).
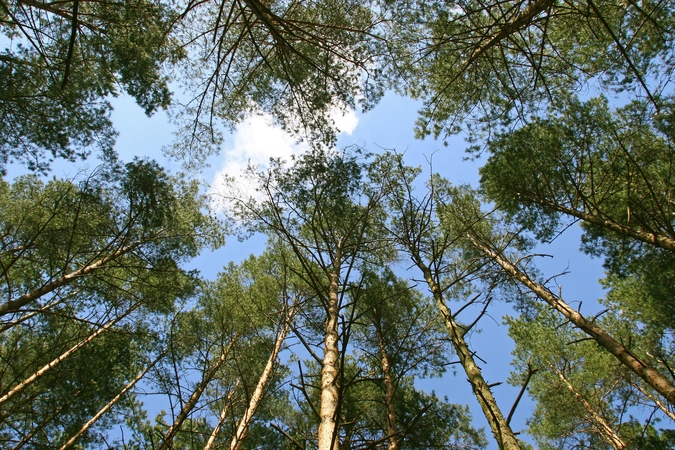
(331, 107, 359, 135)
(208, 114, 305, 209)
(208, 106, 359, 211)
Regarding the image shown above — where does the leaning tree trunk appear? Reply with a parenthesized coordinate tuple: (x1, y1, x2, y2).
(471, 237, 675, 406)
(551, 365, 626, 450)
(59, 353, 165, 450)
(229, 303, 296, 450)
(317, 243, 342, 450)
(0, 237, 150, 317)
(204, 381, 240, 450)
(157, 338, 237, 450)
(0, 299, 143, 408)
(414, 255, 522, 450)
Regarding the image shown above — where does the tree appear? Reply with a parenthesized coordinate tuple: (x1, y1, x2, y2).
(128, 247, 302, 450)
(0, 0, 180, 173)
(376, 154, 525, 449)
(228, 147, 396, 449)
(0, 161, 223, 448)
(507, 301, 675, 450)
(508, 303, 629, 450)
(350, 268, 488, 449)
(394, 0, 675, 141)
(480, 96, 675, 324)
(0, 159, 222, 320)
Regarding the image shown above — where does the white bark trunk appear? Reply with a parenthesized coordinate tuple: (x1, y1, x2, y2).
(0, 300, 142, 407)
(317, 244, 342, 450)
(204, 380, 240, 450)
(229, 304, 295, 450)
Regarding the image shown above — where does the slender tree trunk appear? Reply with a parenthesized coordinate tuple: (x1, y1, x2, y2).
(317, 243, 342, 450)
(0, 239, 148, 317)
(59, 353, 164, 450)
(229, 303, 296, 450)
(414, 255, 522, 450)
(472, 237, 675, 406)
(157, 338, 236, 450)
(551, 365, 626, 450)
(0, 295, 74, 333)
(0, 300, 143, 407)
(204, 380, 240, 450)
(632, 382, 675, 421)
(534, 198, 675, 252)
(374, 312, 400, 450)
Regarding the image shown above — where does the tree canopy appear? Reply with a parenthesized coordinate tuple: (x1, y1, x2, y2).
(2, 0, 675, 448)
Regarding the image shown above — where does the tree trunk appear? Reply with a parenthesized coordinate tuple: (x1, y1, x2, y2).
(157, 338, 237, 450)
(317, 243, 342, 450)
(414, 256, 522, 450)
(0, 236, 154, 316)
(551, 365, 626, 450)
(0, 300, 143, 407)
(204, 380, 240, 450)
(229, 303, 295, 450)
(632, 382, 675, 422)
(374, 311, 400, 450)
(472, 237, 675, 406)
(59, 353, 164, 450)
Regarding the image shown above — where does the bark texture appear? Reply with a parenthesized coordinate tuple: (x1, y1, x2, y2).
(317, 245, 342, 450)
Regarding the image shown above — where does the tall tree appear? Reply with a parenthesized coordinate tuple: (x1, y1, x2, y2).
(0, 159, 222, 320)
(480, 96, 675, 323)
(0, 161, 223, 447)
(376, 154, 524, 449)
(350, 268, 488, 449)
(229, 147, 393, 449)
(508, 301, 675, 449)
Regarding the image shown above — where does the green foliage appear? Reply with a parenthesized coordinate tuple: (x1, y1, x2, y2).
(619, 421, 675, 449)
(171, 0, 388, 162)
(481, 95, 675, 329)
(0, 162, 223, 447)
(355, 268, 449, 379)
(398, 0, 675, 140)
(507, 301, 675, 450)
(7, 0, 675, 447)
(0, 0, 180, 173)
(481, 96, 675, 245)
(0, 312, 157, 448)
